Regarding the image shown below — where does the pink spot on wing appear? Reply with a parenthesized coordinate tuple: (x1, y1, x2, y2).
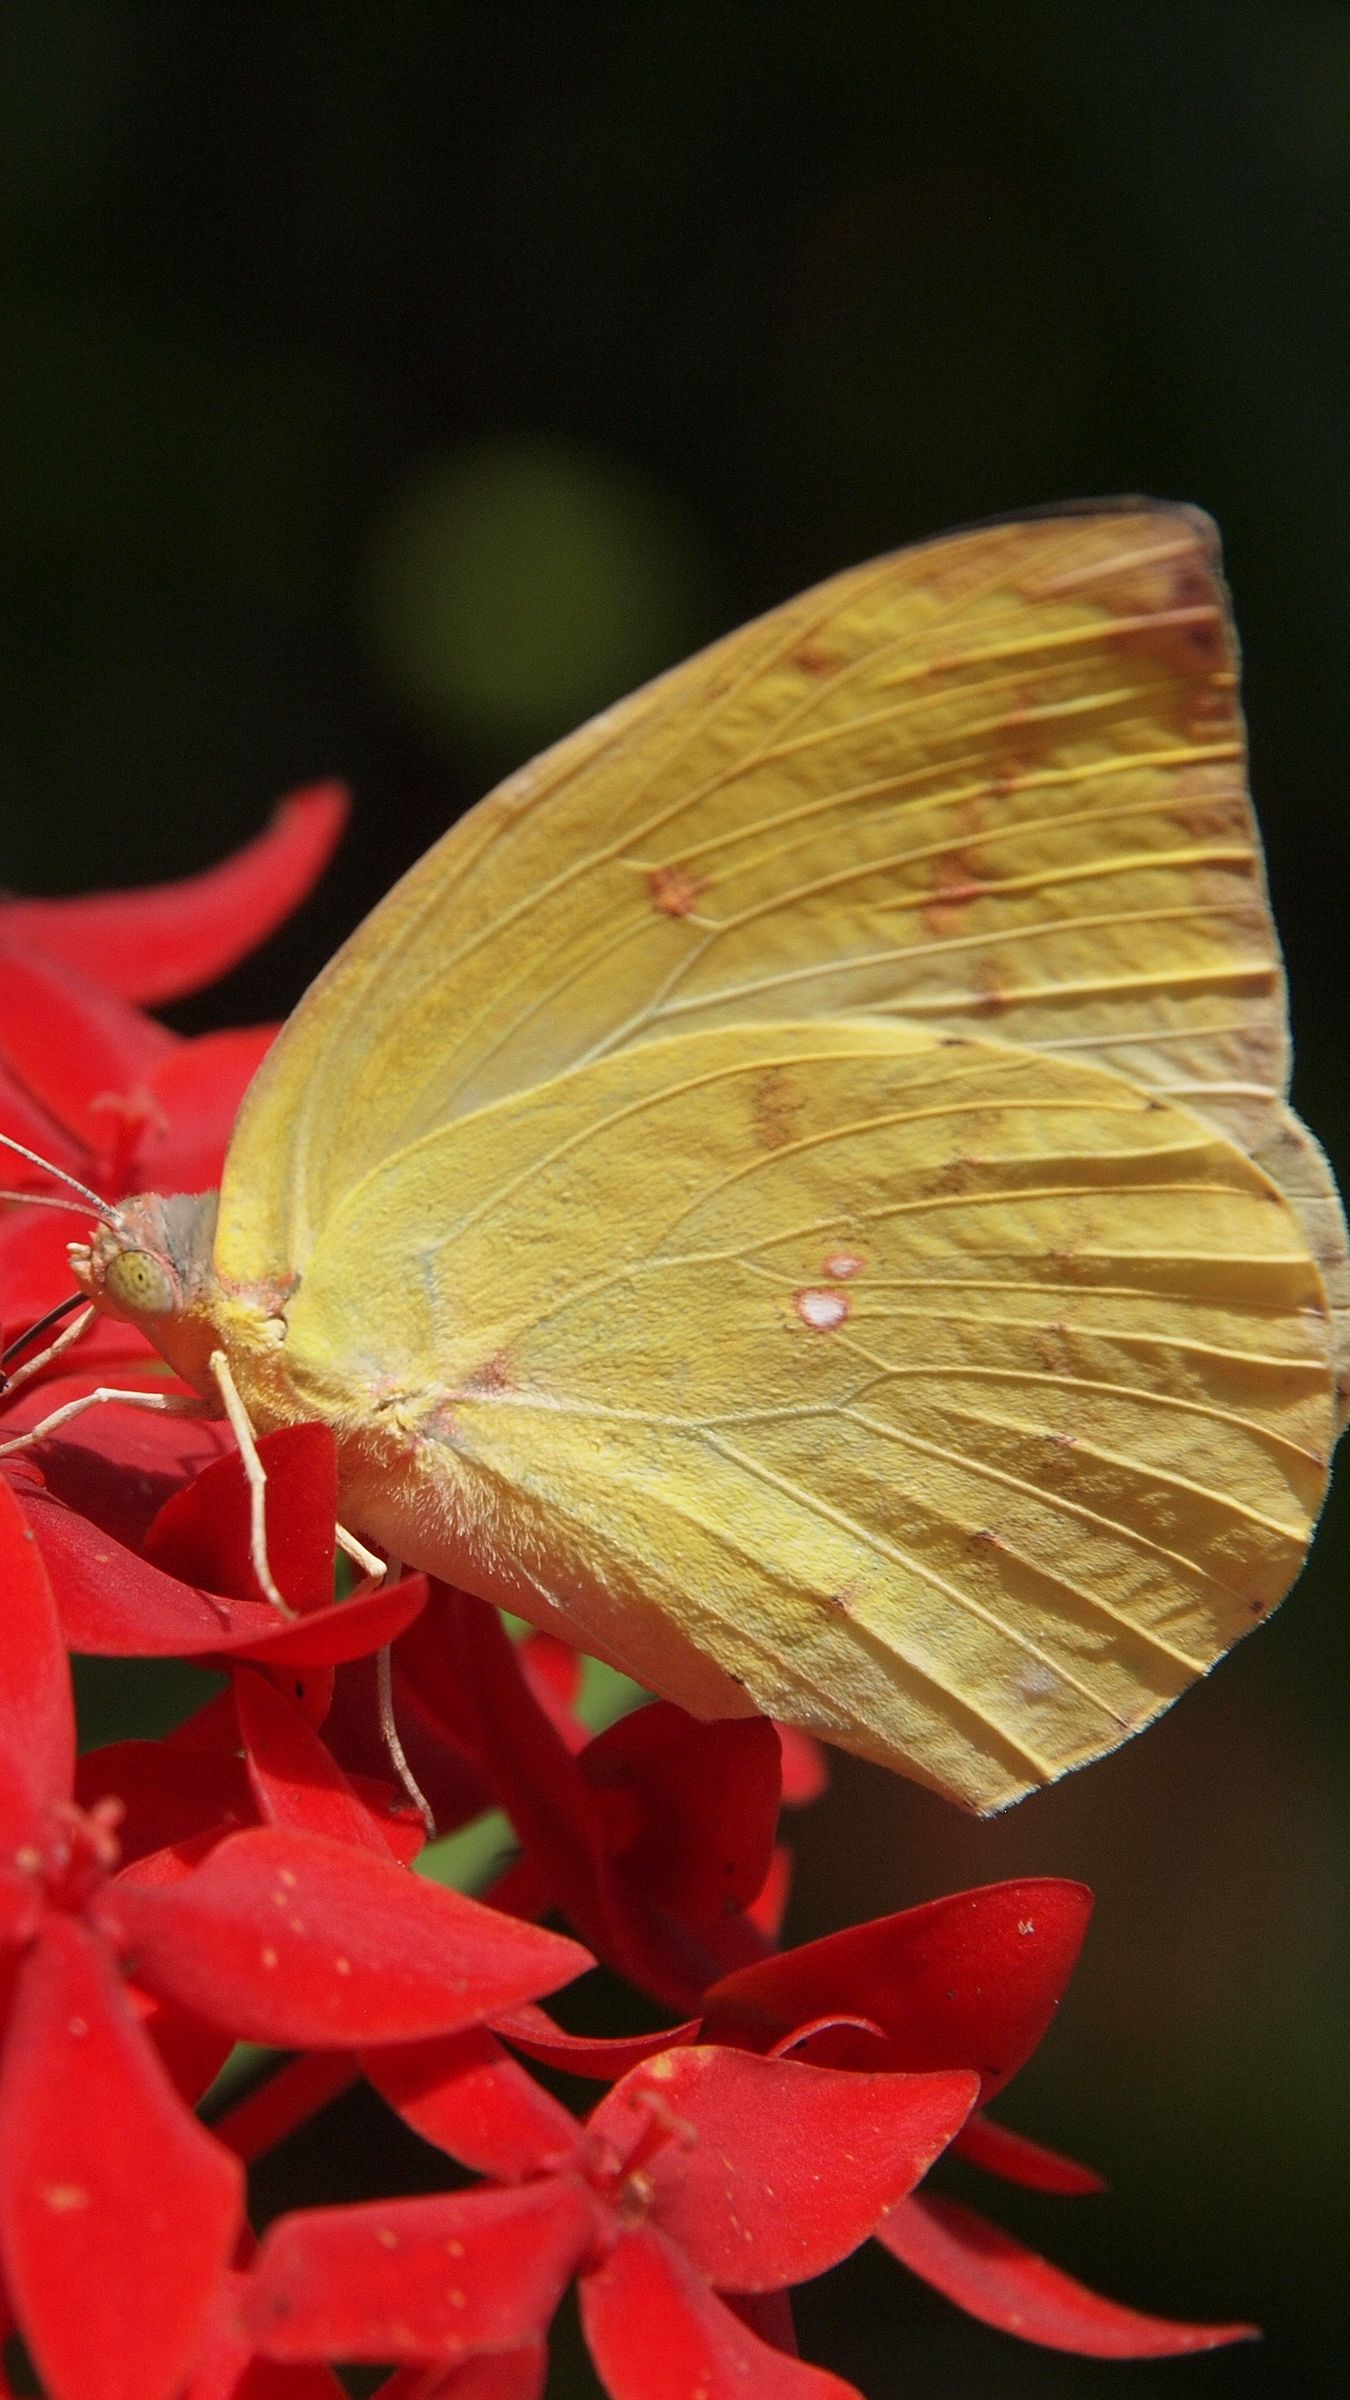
(795, 1288, 850, 1331)
(647, 863, 710, 918)
(822, 1249, 865, 1279)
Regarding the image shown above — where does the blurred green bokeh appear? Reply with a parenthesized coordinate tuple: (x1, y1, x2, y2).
(364, 436, 717, 755)
(4, 5, 1350, 2395)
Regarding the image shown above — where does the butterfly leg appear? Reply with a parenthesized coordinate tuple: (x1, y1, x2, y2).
(0, 1303, 96, 1397)
(335, 1521, 387, 1593)
(208, 1348, 292, 1618)
(376, 1632, 436, 1839)
(0, 1380, 213, 1458)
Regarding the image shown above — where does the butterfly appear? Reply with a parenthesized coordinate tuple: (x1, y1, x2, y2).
(27, 503, 1350, 1812)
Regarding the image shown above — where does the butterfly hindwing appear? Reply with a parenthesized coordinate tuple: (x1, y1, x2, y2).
(276, 1022, 1334, 1811)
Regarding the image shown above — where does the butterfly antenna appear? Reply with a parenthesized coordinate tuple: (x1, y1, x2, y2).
(0, 1188, 118, 1217)
(0, 1134, 124, 1226)
(1, 1292, 89, 1372)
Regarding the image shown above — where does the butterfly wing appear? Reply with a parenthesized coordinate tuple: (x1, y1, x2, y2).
(216, 505, 1319, 1285)
(273, 1023, 1335, 1812)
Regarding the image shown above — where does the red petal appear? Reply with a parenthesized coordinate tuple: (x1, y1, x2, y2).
(180, 2262, 351, 2398)
(131, 1983, 235, 2107)
(23, 1426, 420, 1659)
(746, 1845, 791, 1941)
(579, 2226, 860, 2400)
(0, 1916, 242, 2400)
(701, 1880, 1093, 2097)
(245, 2179, 595, 2362)
(876, 2195, 1257, 2356)
(0, 1053, 83, 1165)
(299, 1647, 491, 1840)
(371, 2348, 546, 2400)
(348, 1776, 427, 1866)
(767, 2014, 888, 2064)
(166, 1689, 241, 1751)
(0, 1867, 41, 1954)
(0, 784, 349, 1005)
(0, 2272, 16, 2386)
(219, 1577, 428, 1667)
(495, 2005, 700, 2082)
(401, 1595, 767, 2010)
(590, 2048, 975, 2291)
(233, 1667, 406, 1857)
(580, 1704, 780, 1928)
(24, 1481, 277, 1654)
(364, 2027, 584, 2180)
(0, 1198, 99, 1329)
(104, 1825, 593, 2046)
(952, 2111, 1106, 2195)
(774, 1724, 828, 1807)
(187, 2346, 347, 2400)
(8, 1375, 229, 1554)
(723, 2290, 799, 2353)
(75, 1737, 255, 1861)
(139, 1029, 276, 1195)
(213, 2055, 361, 2167)
(520, 1632, 583, 1722)
(30, 1474, 422, 1666)
(396, 1592, 597, 1850)
(145, 1427, 339, 1615)
(0, 946, 176, 1153)
(0, 1478, 73, 1842)
(114, 1833, 219, 1890)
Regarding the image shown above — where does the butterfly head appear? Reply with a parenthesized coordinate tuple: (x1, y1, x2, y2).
(70, 1190, 223, 1390)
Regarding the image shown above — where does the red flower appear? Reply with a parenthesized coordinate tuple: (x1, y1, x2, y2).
(228, 1795, 1239, 2371)
(10, 1416, 348, 1630)
(0, 811, 1264, 2394)
(242, 2036, 978, 2398)
(384, 1585, 787, 2008)
(0, 1478, 591, 2400)
(0, 784, 347, 1010)
(697, 1889, 1255, 2356)
(875, 2193, 1253, 2360)
(0, 782, 346, 1335)
(45, 1422, 438, 1873)
(183, 1548, 1258, 2371)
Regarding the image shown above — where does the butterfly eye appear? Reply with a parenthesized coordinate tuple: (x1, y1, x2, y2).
(105, 1249, 177, 1316)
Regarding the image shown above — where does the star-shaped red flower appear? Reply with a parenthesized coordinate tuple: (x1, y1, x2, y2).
(242, 2034, 978, 2398)
(0, 1479, 591, 2400)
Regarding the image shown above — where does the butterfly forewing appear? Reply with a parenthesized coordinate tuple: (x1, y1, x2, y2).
(217, 506, 1293, 1271)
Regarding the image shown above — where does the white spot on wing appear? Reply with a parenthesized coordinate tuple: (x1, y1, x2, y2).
(1020, 1667, 1060, 1700)
(795, 1288, 850, 1331)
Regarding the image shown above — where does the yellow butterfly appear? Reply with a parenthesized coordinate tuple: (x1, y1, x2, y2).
(46, 504, 1350, 1810)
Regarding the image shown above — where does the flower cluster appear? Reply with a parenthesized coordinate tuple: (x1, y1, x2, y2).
(0, 796, 1253, 2399)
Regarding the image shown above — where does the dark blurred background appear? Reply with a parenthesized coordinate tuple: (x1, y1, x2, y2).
(5, 4, 1349, 2394)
